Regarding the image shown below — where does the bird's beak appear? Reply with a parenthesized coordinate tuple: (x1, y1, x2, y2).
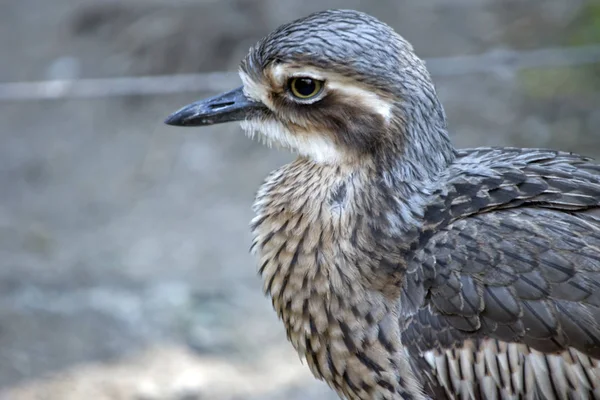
(164, 86, 263, 127)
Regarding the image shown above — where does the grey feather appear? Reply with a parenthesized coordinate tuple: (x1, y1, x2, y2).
(402, 148, 600, 398)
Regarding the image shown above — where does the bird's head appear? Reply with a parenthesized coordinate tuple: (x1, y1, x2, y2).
(166, 9, 454, 175)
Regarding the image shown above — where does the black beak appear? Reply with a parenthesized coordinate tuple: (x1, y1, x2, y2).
(164, 86, 263, 127)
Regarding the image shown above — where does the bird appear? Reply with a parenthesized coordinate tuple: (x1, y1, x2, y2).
(164, 9, 600, 400)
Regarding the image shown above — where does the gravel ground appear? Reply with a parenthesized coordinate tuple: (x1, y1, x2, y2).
(1, 0, 599, 399)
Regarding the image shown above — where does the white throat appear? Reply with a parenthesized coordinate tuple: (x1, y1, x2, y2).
(240, 119, 344, 164)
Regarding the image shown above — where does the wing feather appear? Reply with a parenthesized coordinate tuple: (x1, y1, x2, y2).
(401, 148, 600, 398)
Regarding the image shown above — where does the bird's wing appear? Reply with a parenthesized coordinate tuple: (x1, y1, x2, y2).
(400, 148, 600, 399)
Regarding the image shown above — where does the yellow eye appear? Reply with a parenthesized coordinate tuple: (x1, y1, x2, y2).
(288, 77, 323, 99)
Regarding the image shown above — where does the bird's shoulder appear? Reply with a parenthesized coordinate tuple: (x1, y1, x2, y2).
(403, 146, 600, 327)
(423, 146, 600, 228)
(400, 147, 600, 399)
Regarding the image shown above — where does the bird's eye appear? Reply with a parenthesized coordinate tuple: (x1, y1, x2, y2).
(288, 77, 323, 100)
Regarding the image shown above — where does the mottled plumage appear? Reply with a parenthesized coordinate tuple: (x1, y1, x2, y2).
(165, 9, 600, 400)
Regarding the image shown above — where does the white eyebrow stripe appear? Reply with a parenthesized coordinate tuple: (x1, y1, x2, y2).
(271, 64, 327, 84)
(326, 81, 393, 122)
(240, 67, 393, 123)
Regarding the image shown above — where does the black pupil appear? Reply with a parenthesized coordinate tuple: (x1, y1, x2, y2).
(294, 78, 316, 96)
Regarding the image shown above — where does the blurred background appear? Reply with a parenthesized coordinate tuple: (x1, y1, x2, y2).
(1, 0, 600, 399)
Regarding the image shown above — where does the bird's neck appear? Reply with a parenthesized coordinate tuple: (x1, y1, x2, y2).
(250, 159, 431, 399)
(377, 101, 455, 183)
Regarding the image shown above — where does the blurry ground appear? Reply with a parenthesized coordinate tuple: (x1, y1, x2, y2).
(1, 0, 600, 399)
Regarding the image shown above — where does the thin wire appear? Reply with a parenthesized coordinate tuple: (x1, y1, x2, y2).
(0, 72, 238, 101)
(1, 45, 600, 101)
